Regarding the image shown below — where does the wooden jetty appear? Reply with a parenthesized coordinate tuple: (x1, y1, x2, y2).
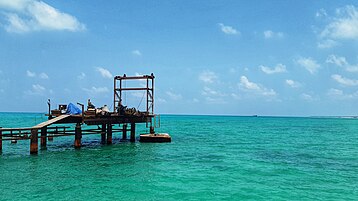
(0, 74, 171, 155)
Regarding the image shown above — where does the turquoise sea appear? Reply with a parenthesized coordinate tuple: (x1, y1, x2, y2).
(0, 113, 357, 200)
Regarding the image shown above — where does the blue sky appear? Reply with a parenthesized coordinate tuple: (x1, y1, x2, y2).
(0, 0, 358, 116)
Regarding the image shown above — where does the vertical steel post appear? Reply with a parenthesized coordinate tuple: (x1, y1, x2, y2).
(101, 124, 106, 144)
(119, 79, 122, 111)
(130, 123, 136, 142)
(107, 124, 112, 145)
(30, 129, 38, 155)
(41, 126, 47, 150)
(122, 123, 127, 140)
(152, 73, 154, 115)
(114, 77, 116, 112)
(74, 123, 82, 149)
(146, 77, 149, 114)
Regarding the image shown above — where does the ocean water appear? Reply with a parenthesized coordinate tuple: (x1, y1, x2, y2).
(0, 113, 357, 200)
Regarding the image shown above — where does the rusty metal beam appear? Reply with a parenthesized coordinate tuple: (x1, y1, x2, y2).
(40, 126, 47, 150)
(30, 129, 38, 155)
(115, 88, 153, 91)
(114, 75, 154, 80)
(130, 123, 136, 142)
(107, 124, 112, 145)
(101, 124, 106, 144)
(74, 123, 82, 149)
(122, 124, 127, 140)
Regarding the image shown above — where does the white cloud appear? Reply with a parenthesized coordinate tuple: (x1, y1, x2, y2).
(285, 79, 301, 88)
(218, 23, 240, 35)
(327, 88, 358, 99)
(26, 70, 36, 77)
(320, 5, 358, 40)
(166, 91, 182, 100)
(204, 96, 226, 104)
(326, 54, 358, 72)
(301, 93, 318, 101)
(240, 76, 260, 90)
(157, 97, 167, 103)
(199, 70, 218, 83)
(316, 8, 327, 18)
(200, 86, 226, 104)
(135, 72, 143, 76)
(229, 67, 239, 74)
(39, 72, 48, 79)
(32, 84, 45, 92)
(263, 30, 284, 39)
(96, 67, 113, 79)
(83, 86, 109, 94)
(260, 63, 287, 74)
(231, 93, 240, 100)
(331, 74, 358, 86)
(24, 83, 46, 95)
(239, 76, 276, 97)
(5, 13, 30, 33)
(201, 86, 223, 96)
(132, 50, 142, 56)
(296, 57, 320, 74)
(0, 0, 85, 33)
(317, 39, 338, 49)
(192, 98, 199, 103)
(77, 72, 86, 80)
(26, 70, 49, 79)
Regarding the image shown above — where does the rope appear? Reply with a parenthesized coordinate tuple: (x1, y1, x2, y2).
(137, 91, 146, 110)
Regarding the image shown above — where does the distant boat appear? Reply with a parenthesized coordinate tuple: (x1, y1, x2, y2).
(252, 115, 258, 117)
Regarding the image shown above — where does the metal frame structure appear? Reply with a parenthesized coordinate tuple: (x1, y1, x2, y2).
(113, 73, 155, 115)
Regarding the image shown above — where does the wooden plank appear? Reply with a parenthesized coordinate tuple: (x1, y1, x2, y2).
(0, 127, 34, 131)
(32, 115, 70, 129)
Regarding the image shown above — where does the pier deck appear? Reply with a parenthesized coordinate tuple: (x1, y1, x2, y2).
(0, 73, 171, 155)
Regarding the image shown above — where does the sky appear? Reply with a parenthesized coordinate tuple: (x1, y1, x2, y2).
(0, 0, 358, 116)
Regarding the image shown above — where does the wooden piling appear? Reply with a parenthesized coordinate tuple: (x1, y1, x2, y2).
(101, 124, 106, 144)
(30, 129, 38, 155)
(122, 123, 127, 140)
(41, 126, 47, 150)
(107, 124, 112, 145)
(74, 123, 82, 149)
(130, 123, 136, 142)
(0, 127, 2, 153)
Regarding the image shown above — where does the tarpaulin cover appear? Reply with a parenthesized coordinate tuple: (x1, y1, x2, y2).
(66, 103, 82, 115)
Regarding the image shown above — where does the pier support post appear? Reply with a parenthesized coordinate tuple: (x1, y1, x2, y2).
(130, 123, 136, 142)
(30, 129, 38, 155)
(0, 127, 2, 153)
(122, 124, 127, 140)
(41, 126, 47, 150)
(107, 124, 112, 145)
(101, 124, 106, 144)
(74, 123, 82, 149)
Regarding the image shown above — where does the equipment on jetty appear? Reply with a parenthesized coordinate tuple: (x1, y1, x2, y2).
(0, 73, 171, 155)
